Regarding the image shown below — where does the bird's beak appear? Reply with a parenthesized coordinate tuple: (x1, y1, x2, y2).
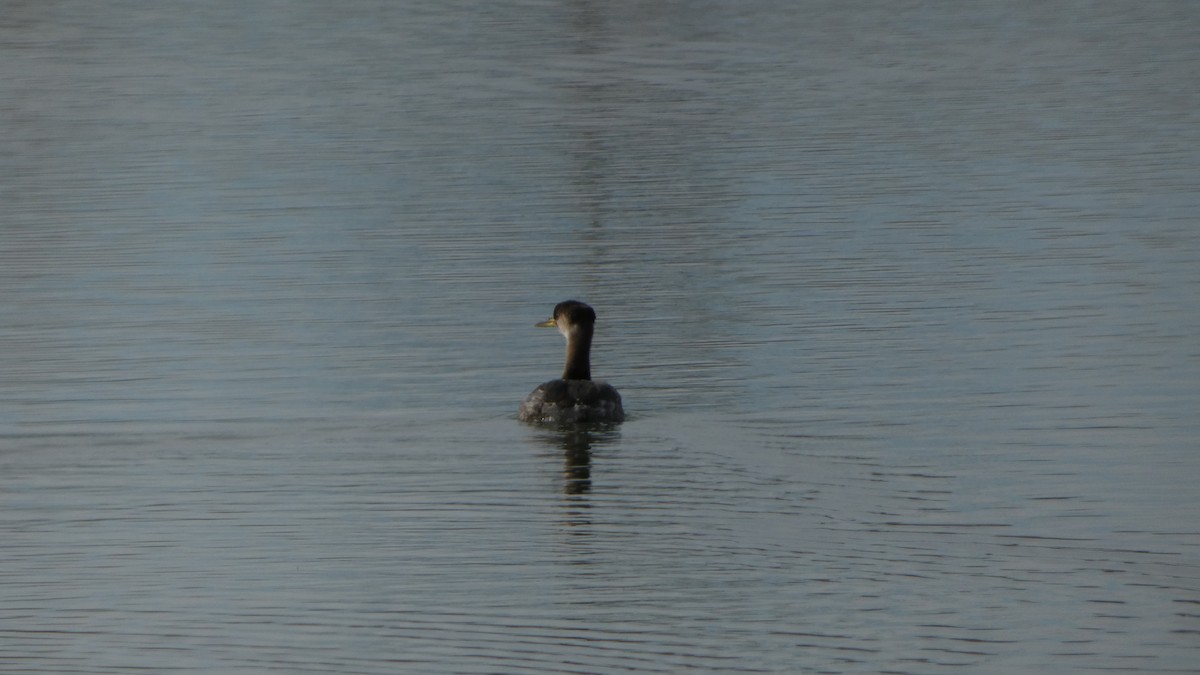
(535, 318, 557, 328)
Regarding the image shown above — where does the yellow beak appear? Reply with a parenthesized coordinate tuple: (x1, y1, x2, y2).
(535, 318, 557, 328)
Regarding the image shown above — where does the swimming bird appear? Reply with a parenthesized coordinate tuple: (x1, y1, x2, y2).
(518, 300, 625, 424)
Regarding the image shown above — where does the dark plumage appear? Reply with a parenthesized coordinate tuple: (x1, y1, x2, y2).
(518, 300, 625, 424)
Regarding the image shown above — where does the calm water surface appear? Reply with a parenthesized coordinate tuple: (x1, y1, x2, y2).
(3, 1, 1199, 672)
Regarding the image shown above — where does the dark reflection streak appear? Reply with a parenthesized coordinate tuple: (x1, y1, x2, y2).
(566, 0, 617, 292)
(535, 427, 603, 497)
(562, 431, 593, 495)
(554, 429, 599, 548)
(532, 425, 618, 517)
(568, 0, 607, 58)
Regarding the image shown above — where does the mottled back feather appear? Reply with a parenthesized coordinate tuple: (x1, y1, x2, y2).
(518, 378, 625, 424)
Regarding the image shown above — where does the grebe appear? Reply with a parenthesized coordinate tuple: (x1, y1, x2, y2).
(518, 300, 625, 424)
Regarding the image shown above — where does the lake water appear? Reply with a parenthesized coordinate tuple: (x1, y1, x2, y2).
(3, 1, 1199, 672)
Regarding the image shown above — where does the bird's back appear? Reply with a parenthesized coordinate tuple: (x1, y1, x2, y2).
(518, 379, 625, 424)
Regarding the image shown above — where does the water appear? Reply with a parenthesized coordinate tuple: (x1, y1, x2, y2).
(3, 1, 1199, 672)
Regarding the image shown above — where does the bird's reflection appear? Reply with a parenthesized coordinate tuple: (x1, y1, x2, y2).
(560, 429, 594, 495)
(531, 425, 620, 496)
(531, 425, 621, 541)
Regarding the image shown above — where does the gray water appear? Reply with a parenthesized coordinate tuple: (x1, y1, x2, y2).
(3, 1, 1199, 672)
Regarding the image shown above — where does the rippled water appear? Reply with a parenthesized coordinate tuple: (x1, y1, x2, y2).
(3, 1, 1199, 672)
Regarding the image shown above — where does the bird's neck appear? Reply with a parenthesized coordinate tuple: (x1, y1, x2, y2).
(562, 325, 593, 380)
